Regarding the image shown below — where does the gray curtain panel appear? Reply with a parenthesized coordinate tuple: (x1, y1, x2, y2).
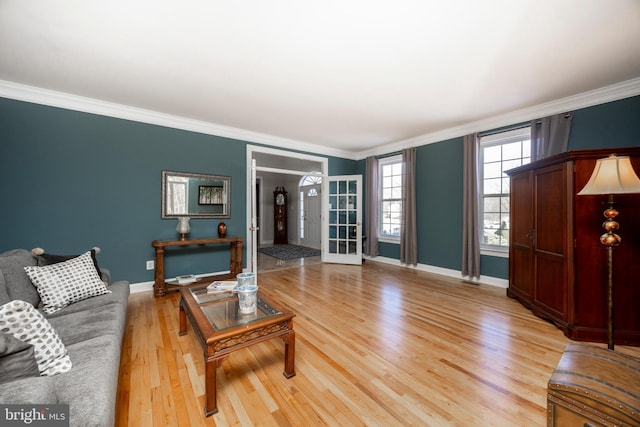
(400, 148, 417, 266)
(462, 133, 481, 278)
(531, 113, 573, 161)
(364, 156, 379, 257)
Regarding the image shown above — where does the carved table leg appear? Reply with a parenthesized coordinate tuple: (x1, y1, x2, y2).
(204, 356, 221, 416)
(283, 329, 296, 379)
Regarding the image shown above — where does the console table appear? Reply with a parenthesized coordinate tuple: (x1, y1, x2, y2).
(151, 236, 243, 297)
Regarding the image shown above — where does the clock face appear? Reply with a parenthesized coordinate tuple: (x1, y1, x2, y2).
(276, 194, 285, 205)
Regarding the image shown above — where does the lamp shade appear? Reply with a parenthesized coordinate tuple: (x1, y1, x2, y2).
(578, 154, 640, 195)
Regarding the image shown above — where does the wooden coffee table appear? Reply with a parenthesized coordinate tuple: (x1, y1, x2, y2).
(179, 285, 296, 416)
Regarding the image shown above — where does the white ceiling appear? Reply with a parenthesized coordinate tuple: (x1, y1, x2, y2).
(1, 1, 639, 159)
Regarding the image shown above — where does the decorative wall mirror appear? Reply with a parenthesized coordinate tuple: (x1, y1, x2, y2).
(161, 170, 231, 218)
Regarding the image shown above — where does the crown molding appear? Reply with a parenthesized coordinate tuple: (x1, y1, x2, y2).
(0, 80, 357, 160)
(356, 77, 640, 160)
(2, 77, 639, 162)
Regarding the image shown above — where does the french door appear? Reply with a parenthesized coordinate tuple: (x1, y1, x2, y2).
(250, 159, 258, 273)
(322, 175, 362, 265)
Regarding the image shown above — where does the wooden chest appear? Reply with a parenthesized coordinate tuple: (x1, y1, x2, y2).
(547, 343, 640, 426)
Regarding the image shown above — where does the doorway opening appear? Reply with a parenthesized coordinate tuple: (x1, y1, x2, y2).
(247, 145, 327, 273)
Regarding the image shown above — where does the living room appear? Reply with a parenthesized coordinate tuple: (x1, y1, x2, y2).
(2, 86, 639, 289)
(2, 2, 640, 426)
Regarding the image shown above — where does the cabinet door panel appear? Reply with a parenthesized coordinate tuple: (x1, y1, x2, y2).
(533, 164, 568, 320)
(511, 248, 532, 297)
(535, 254, 566, 319)
(535, 165, 566, 256)
(508, 171, 533, 298)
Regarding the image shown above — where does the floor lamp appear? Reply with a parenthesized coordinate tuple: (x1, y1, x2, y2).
(577, 154, 640, 350)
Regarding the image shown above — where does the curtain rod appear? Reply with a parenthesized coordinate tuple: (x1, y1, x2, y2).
(478, 123, 529, 138)
(533, 112, 573, 124)
(379, 151, 402, 159)
(479, 112, 573, 137)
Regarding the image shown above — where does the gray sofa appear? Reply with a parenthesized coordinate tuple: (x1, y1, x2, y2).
(0, 249, 129, 427)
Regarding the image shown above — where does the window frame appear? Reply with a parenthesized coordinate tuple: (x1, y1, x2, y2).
(479, 127, 531, 257)
(378, 154, 403, 244)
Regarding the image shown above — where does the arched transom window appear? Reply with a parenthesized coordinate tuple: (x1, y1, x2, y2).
(300, 174, 322, 186)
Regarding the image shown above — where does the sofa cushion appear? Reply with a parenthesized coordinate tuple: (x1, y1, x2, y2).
(0, 249, 40, 307)
(47, 300, 128, 346)
(0, 374, 57, 404)
(58, 335, 123, 427)
(24, 252, 111, 315)
(0, 333, 40, 384)
(43, 280, 129, 320)
(0, 300, 72, 376)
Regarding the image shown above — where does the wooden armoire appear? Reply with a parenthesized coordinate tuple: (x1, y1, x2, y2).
(506, 147, 640, 346)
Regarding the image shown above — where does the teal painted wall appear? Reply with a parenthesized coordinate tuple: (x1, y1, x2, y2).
(328, 156, 360, 176)
(415, 138, 464, 270)
(568, 96, 640, 150)
(0, 98, 356, 283)
(2, 94, 638, 284)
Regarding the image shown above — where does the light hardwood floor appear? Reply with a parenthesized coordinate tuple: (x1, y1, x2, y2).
(115, 261, 640, 426)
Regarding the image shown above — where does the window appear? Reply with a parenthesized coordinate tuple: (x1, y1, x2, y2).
(379, 155, 402, 242)
(479, 128, 531, 253)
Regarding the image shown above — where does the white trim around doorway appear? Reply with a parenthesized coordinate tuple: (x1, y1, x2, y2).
(246, 145, 328, 273)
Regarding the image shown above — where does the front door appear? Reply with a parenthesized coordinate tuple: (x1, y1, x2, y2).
(322, 175, 362, 265)
(300, 184, 321, 249)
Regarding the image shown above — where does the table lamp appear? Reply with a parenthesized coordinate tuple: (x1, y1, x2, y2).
(176, 217, 191, 241)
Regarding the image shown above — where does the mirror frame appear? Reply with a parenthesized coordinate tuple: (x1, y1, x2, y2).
(161, 170, 231, 219)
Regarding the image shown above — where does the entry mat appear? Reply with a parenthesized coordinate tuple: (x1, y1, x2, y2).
(257, 245, 321, 260)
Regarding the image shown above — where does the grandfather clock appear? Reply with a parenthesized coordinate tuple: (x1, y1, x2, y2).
(273, 186, 288, 244)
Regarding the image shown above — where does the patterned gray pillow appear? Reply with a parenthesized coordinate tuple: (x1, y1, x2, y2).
(24, 251, 111, 315)
(0, 300, 72, 376)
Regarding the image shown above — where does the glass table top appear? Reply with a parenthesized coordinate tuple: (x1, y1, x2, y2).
(190, 286, 282, 331)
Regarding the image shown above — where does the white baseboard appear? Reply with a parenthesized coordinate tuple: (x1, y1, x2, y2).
(362, 255, 508, 288)
(129, 281, 154, 294)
